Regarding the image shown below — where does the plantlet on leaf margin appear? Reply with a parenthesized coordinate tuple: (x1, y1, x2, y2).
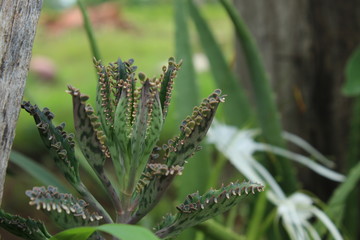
(0, 57, 264, 239)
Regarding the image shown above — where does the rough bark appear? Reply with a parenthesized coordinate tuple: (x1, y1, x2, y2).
(0, 0, 43, 205)
(234, 0, 360, 199)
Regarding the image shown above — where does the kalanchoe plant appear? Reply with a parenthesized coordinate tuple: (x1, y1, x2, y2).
(0, 57, 264, 239)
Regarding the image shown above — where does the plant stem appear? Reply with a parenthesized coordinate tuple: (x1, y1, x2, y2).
(95, 168, 123, 222)
(207, 153, 227, 190)
(75, 182, 113, 224)
(194, 219, 245, 240)
(77, 0, 102, 60)
(246, 187, 267, 240)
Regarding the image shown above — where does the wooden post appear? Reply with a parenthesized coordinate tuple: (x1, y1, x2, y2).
(0, 0, 43, 205)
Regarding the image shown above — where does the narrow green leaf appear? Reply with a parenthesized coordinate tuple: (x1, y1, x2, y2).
(195, 219, 246, 240)
(187, 0, 252, 127)
(155, 181, 265, 239)
(174, 0, 199, 121)
(21, 102, 80, 186)
(159, 57, 181, 119)
(10, 151, 68, 193)
(50, 224, 160, 240)
(0, 209, 52, 240)
(246, 187, 267, 240)
(174, 0, 211, 207)
(218, 0, 298, 193)
(67, 85, 109, 168)
(342, 45, 360, 96)
(77, 0, 101, 61)
(342, 97, 360, 237)
(325, 161, 360, 226)
(94, 59, 113, 138)
(131, 80, 154, 177)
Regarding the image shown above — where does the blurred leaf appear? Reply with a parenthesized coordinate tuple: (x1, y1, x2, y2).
(187, 0, 253, 127)
(246, 187, 267, 240)
(174, 0, 209, 207)
(174, 0, 198, 120)
(342, 96, 360, 238)
(10, 151, 69, 193)
(0, 209, 52, 240)
(50, 224, 160, 240)
(324, 161, 360, 227)
(77, 0, 101, 61)
(195, 219, 245, 240)
(342, 45, 360, 96)
(218, 0, 297, 193)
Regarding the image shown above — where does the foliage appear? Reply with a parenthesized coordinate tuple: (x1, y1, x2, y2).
(4, 1, 359, 239)
(1, 57, 264, 239)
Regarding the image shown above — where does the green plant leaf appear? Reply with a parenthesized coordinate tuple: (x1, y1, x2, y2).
(322, 161, 360, 229)
(174, 0, 211, 208)
(0, 209, 52, 240)
(218, 0, 297, 193)
(155, 181, 265, 239)
(166, 89, 224, 166)
(131, 163, 183, 223)
(174, 0, 199, 121)
(187, 0, 252, 127)
(159, 57, 180, 120)
(67, 85, 109, 169)
(342, 45, 360, 96)
(10, 151, 69, 193)
(67, 86, 121, 213)
(50, 224, 160, 240)
(130, 89, 224, 223)
(21, 101, 80, 186)
(26, 186, 103, 229)
(77, 0, 101, 61)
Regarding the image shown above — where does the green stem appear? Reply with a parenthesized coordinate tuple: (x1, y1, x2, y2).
(225, 206, 238, 229)
(95, 168, 123, 222)
(207, 153, 227, 190)
(194, 220, 245, 240)
(246, 187, 267, 240)
(218, 0, 297, 193)
(77, 0, 101, 60)
(75, 182, 113, 224)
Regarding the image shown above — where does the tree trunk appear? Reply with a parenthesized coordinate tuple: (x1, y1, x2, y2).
(234, 0, 360, 199)
(0, 0, 43, 205)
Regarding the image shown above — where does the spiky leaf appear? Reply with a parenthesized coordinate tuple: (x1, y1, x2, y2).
(159, 57, 181, 119)
(0, 209, 51, 240)
(21, 102, 80, 185)
(155, 181, 265, 239)
(94, 59, 113, 137)
(129, 90, 224, 223)
(131, 163, 183, 223)
(131, 78, 164, 189)
(165, 89, 225, 166)
(26, 186, 103, 229)
(67, 85, 109, 168)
